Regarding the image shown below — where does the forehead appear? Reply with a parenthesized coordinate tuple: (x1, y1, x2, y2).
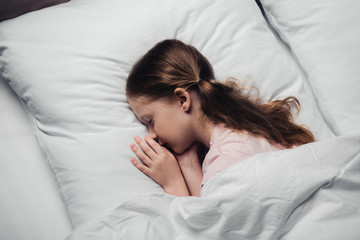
(128, 96, 151, 115)
(128, 95, 174, 108)
(128, 95, 151, 106)
(128, 96, 175, 118)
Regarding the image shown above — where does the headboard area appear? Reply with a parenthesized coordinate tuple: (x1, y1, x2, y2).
(0, 0, 69, 22)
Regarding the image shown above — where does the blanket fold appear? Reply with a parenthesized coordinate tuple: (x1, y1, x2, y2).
(67, 136, 360, 240)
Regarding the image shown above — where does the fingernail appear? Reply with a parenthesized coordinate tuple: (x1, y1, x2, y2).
(130, 143, 135, 149)
(134, 136, 140, 142)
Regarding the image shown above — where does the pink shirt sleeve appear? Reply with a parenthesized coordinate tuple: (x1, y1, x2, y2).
(202, 155, 243, 185)
(201, 125, 282, 185)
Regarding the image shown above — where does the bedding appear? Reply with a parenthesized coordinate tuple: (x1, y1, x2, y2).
(0, 0, 359, 238)
(67, 136, 360, 239)
(0, 76, 72, 239)
(259, 0, 360, 135)
(0, 0, 335, 228)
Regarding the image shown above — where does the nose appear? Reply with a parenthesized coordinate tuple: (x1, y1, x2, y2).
(148, 127, 158, 142)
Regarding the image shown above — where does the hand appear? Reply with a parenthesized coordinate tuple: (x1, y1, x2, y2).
(130, 135, 189, 196)
(175, 143, 200, 167)
(174, 143, 203, 197)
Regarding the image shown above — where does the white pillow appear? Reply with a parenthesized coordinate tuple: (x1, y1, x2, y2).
(0, 0, 334, 227)
(0, 76, 72, 239)
(259, 0, 360, 135)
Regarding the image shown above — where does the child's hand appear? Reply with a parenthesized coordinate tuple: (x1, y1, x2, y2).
(130, 135, 189, 196)
(175, 143, 200, 167)
(174, 143, 203, 197)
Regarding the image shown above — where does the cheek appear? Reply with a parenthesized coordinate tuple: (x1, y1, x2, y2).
(177, 127, 194, 150)
(160, 111, 193, 148)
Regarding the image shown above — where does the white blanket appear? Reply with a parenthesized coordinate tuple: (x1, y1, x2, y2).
(67, 136, 360, 240)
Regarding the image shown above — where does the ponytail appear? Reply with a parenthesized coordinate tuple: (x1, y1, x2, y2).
(126, 39, 315, 148)
(196, 79, 314, 148)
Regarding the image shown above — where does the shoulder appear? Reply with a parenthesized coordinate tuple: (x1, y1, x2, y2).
(208, 125, 282, 161)
(211, 126, 258, 155)
(203, 126, 253, 169)
(210, 124, 246, 146)
(201, 127, 252, 185)
(202, 125, 283, 185)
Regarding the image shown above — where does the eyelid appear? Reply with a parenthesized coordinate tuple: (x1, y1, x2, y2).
(140, 115, 149, 122)
(140, 116, 152, 126)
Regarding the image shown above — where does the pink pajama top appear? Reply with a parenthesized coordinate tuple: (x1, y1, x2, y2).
(201, 124, 285, 185)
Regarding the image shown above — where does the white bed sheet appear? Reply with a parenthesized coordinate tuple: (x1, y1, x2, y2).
(0, 76, 72, 239)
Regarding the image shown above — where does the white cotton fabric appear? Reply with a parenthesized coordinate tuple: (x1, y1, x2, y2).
(259, 0, 360, 135)
(0, 0, 334, 227)
(0, 76, 72, 239)
(67, 136, 360, 240)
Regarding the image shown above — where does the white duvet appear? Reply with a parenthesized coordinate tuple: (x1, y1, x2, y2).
(67, 136, 360, 240)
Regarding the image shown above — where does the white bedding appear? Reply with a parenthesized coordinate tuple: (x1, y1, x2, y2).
(1, 0, 360, 238)
(0, 76, 72, 239)
(259, 0, 360, 135)
(0, 0, 335, 228)
(67, 136, 360, 239)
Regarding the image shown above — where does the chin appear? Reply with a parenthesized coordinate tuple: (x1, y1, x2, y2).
(172, 148, 182, 154)
(173, 144, 191, 155)
(171, 145, 184, 154)
(173, 149, 184, 154)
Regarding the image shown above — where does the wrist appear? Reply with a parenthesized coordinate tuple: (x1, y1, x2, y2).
(163, 176, 189, 196)
(178, 156, 202, 171)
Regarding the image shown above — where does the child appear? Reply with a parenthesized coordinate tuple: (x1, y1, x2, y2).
(126, 39, 315, 197)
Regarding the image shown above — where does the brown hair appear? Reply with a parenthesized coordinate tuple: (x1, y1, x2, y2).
(126, 39, 315, 148)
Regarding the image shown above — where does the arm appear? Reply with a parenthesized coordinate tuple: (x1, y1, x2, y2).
(175, 144, 203, 197)
(130, 135, 190, 196)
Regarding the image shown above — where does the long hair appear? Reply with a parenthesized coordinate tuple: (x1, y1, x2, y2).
(126, 39, 315, 148)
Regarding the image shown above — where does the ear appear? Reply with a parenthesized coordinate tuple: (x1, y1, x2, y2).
(174, 88, 191, 112)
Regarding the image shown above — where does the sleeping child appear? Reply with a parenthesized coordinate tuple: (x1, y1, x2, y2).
(126, 39, 314, 196)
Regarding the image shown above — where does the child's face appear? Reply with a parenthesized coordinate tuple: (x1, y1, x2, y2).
(128, 96, 195, 154)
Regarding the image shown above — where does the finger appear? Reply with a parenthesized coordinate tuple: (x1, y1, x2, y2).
(130, 143, 152, 167)
(143, 135, 163, 154)
(134, 136, 157, 159)
(162, 146, 176, 158)
(130, 157, 151, 176)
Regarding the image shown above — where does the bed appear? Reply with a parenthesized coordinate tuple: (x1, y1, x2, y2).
(0, 0, 359, 239)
